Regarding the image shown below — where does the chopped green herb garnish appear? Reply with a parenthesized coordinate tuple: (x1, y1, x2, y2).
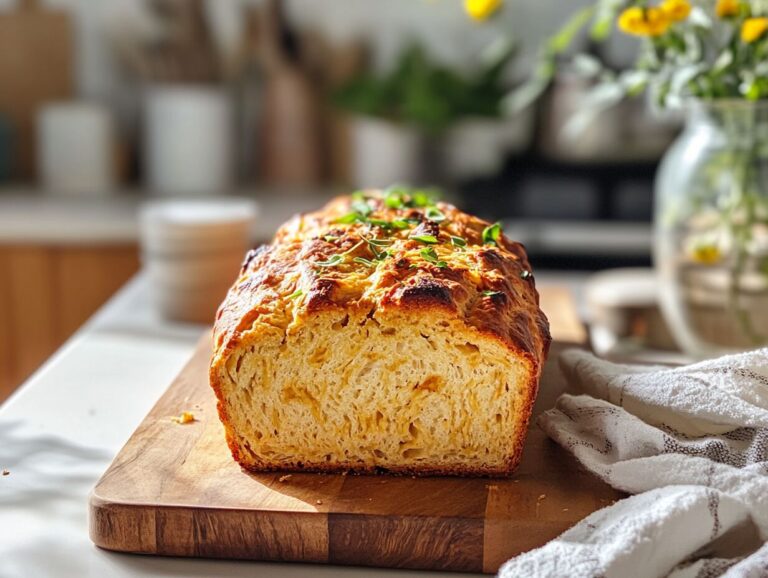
(351, 199, 373, 217)
(315, 254, 344, 267)
(287, 289, 304, 299)
(450, 235, 467, 247)
(334, 212, 361, 224)
(324, 235, 338, 242)
(390, 219, 410, 229)
(425, 207, 446, 223)
(351, 190, 367, 201)
(384, 188, 406, 209)
(410, 190, 432, 208)
(353, 257, 377, 267)
(483, 290, 502, 296)
(367, 218, 392, 228)
(367, 238, 393, 247)
(420, 247, 447, 268)
(520, 270, 532, 280)
(410, 234, 438, 244)
(482, 222, 502, 245)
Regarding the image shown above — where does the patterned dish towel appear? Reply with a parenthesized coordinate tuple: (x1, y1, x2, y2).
(500, 348, 768, 578)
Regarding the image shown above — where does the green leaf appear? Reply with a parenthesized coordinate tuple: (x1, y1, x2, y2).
(351, 200, 373, 217)
(384, 189, 405, 209)
(353, 257, 377, 267)
(324, 235, 338, 242)
(483, 290, 502, 296)
(287, 289, 304, 299)
(367, 218, 392, 228)
(315, 255, 344, 267)
(367, 238, 394, 247)
(425, 207, 446, 222)
(548, 7, 594, 55)
(410, 234, 439, 244)
(450, 235, 467, 247)
(590, 0, 622, 40)
(334, 212, 361, 224)
(420, 247, 447, 267)
(482, 222, 502, 245)
(410, 190, 433, 208)
(390, 219, 410, 229)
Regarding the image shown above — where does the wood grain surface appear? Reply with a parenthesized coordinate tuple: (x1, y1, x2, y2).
(89, 287, 622, 573)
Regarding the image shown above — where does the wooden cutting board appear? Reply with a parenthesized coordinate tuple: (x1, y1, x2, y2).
(89, 287, 623, 573)
(0, 0, 73, 179)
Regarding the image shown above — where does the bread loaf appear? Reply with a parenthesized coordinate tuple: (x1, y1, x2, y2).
(210, 189, 550, 476)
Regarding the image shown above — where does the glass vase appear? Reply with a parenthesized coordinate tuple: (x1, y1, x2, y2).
(655, 100, 768, 357)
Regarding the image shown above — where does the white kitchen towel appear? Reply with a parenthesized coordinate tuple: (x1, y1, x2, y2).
(499, 348, 768, 578)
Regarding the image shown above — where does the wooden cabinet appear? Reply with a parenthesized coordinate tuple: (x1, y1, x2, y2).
(0, 244, 139, 402)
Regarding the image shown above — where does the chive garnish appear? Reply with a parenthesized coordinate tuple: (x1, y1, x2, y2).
(287, 289, 304, 299)
(410, 234, 438, 245)
(353, 256, 377, 267)
(482, 222, 502, 245)
(420, 247, 447, 268)
(483, 290, 502, 296)
(425, 207, 446, 223)
(315, 255, 344, 267)
(351, 200, 373, 217)
(385, 189, 406, 209)
(334, 212, 361, 224)
(367, 238, 393, 247)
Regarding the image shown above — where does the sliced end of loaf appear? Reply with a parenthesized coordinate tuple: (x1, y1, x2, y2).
(211, 307, 539, 476)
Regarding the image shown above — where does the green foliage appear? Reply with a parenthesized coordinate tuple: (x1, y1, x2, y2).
(333, 41, 516, 133)
(507, 0, 768, 116)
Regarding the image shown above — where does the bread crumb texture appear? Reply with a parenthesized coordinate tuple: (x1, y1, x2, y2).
(171, 411, 196, 424)
(210, 189, 550, 477)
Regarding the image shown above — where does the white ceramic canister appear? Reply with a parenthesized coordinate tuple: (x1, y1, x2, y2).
(144, 86, 234, 196)
(38, 102, 116, 195)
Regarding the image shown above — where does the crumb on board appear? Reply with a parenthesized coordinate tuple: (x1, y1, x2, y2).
(316, 499, 323, 505)
(2, 469, 9, 476)
(537, 494, 547, 501)
(278, 474, 292, 483)
(171, 411, 196, 424)
(562, 508, 569, 512)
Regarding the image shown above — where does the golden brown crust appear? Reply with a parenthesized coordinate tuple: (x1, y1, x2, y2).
(210, 191, 551, 477)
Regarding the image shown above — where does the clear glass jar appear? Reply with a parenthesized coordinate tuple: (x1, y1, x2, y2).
(655, 100, 768, 357)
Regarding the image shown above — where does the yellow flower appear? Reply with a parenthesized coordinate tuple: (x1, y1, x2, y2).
(464, 0, 502, 21)
(716, 0, 740, 18)
(742, 17, 768, 43)
(618, 6, 671, 37)
(661, 0, 691, 22)
(689, 242, 722, 264)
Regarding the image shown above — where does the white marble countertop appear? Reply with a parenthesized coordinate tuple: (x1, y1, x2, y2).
(0, 269, 588, 578)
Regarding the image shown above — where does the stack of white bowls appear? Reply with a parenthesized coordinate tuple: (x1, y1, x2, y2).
(140, 199, 258, 323)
